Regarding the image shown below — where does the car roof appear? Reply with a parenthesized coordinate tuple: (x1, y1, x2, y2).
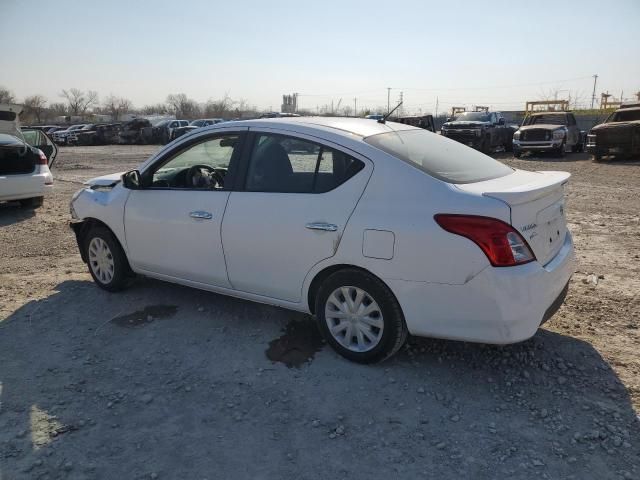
(206, 116, 416, 139)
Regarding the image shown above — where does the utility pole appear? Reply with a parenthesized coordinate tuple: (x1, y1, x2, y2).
(398, 91, 403, 117)
(636, 91, 640, 101)
(435, 96, 439, 118)
(591, 74, 598, 109)
(387, 87, 391, 114)
(354, 98, 357, 117)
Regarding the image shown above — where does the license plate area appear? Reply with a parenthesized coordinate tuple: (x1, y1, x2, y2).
(537, 201, 566, 259)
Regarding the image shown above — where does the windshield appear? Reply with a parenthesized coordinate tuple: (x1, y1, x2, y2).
(524, 114, 567, 126)
(610, 110, 640, 122)
(364, 129, 513, 184)
(452, 112, 490, 122)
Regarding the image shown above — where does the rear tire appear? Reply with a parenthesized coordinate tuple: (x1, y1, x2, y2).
(19, 196, 44, 209)
(315, 269, 408, 363)
(83, 226, 131, 292)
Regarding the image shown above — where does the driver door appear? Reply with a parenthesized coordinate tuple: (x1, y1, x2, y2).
(124, 130, 246, 287)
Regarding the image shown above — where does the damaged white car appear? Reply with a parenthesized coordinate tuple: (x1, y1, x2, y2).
(0, 104, 58, 208)
(69, 117, 574, 363)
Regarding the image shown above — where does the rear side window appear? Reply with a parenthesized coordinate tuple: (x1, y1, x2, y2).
(245, 134, 364, 193)
(364, 129, 512, 184)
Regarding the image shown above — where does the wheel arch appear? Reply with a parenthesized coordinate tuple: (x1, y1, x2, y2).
(306, 263, 400, 315)
(71, 217, 127, 265)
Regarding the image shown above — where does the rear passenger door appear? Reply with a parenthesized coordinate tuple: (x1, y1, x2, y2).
(221, 130, 372, 303)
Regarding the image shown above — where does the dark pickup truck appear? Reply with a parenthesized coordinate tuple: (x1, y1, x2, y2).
(440, 111, 514, 153)
(587, 104, 640, 161)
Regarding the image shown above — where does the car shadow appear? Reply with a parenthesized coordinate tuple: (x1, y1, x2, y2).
(0, 202, 36, 226)
(1, 278, 638, 479)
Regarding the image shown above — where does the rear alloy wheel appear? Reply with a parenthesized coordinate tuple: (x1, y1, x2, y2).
(316, 269, 407, 363)
(84, 227, 131, 291)
(19, 196, 44, 209)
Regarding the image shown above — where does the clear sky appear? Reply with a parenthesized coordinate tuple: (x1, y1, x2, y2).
(2, 0, 639, 114)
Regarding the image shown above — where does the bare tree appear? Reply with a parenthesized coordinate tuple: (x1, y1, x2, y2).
(204, 95, 233, 118)
(103, 94, 134, 121)
(23, 95, 47, 123)
(166, 93, 200, 118)
(140, 103, 169, 115)
(0, 86, 16, 103)
(60, 88, 99, 116)
(48, 102, 68, 118)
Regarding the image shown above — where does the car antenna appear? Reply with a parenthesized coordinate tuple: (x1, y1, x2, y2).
(378, 101, 403, 124)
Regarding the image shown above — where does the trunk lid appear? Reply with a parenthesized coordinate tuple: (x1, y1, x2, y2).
(456, 169, 570, 266)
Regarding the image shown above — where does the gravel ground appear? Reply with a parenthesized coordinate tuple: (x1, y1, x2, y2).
(1, 145, 639, 479)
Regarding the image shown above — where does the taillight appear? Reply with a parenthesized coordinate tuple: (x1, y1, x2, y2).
(36, 149, 48, 165)
(434, 214, 535, 267)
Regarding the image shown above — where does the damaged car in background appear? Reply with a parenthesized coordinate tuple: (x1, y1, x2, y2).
(440, 110, 515, 153)
(0, 104, 57, 208)
(587, 103, 640, 161)
(513, 111, 583, 157)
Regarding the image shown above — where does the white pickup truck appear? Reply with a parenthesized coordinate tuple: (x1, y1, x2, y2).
(0, 104, 58, 208)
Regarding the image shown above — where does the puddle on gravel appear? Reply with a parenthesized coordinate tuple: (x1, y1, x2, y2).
(266, 319, 324, 368)
(111, 305, 178, 328)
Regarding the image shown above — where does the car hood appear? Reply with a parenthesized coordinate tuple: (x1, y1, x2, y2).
(518, 124, 566, 131)
(84, 172, 125, 187)
(443, 121, 490, 128)
(0, 103, 23, 136)
(591, 120, 640, 131)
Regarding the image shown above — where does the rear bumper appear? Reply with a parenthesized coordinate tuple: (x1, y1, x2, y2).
(387, 232, 575, 344)
(0, 170, 54, 202)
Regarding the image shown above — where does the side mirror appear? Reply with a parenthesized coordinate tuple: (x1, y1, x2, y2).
(498, 118, 505, 125)
(122, 170, 141, 190)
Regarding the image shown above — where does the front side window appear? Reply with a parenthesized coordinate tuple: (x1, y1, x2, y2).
(148, 135, 239, 189)
(245, 134, 364, 193)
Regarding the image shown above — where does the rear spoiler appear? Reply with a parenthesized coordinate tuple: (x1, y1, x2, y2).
(482, 171, 570, 205)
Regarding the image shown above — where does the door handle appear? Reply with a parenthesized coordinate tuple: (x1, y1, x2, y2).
(305, 222, 338, 232)
(189, 211, 213, 220)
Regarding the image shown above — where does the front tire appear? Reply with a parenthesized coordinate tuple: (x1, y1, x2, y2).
(315, 269, 408, 363)
(84, 227, 131, 291)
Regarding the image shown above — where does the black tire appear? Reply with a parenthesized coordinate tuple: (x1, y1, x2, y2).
(19, 196, 44, 208)
(83, 226, 131, 292)
(315, 269, 408, 363)
(513, 149, 522, 158)
(556, 141, 566, 157)
(592, 153, 603, 162)
(504, 140, 513, 152)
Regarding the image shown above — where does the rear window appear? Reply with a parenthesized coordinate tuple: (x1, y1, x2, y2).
(364, 129, 512, 184)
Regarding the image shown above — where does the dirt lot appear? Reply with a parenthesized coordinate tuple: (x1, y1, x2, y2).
(1, 145, 639, 479)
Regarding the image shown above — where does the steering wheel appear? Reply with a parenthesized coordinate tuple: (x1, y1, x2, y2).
(185, 164, 224, 189)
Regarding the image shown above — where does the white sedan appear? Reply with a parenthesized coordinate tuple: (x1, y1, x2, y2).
(0, 104, 58, 208)
(69, 117, 574, 363)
